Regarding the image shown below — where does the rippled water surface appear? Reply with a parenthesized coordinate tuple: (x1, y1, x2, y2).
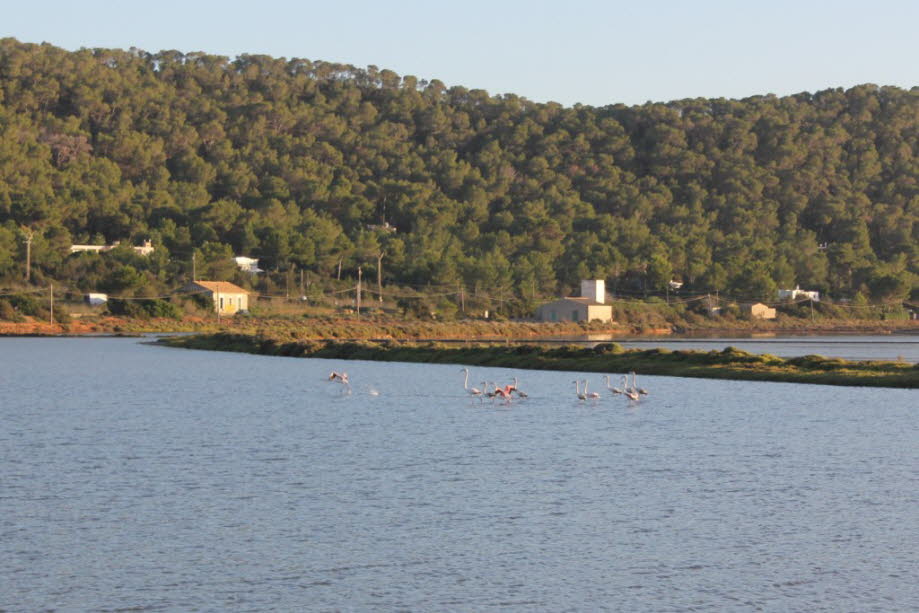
(1, 338, 917, 611)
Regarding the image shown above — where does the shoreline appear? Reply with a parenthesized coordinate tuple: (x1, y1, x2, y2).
(2, 315, 917, 340)
(157, 333, 919, 389)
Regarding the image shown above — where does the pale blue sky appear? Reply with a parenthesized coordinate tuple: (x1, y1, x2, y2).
(4, 0, 918, 107)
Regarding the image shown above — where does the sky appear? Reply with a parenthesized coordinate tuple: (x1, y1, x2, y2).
(4, 0, 919, 107)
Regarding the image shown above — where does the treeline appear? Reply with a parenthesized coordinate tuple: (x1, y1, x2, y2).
(0, 38, 916, 307)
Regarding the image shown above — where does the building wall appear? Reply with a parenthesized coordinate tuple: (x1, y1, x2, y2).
(214, 292, 248, 314)
(536, 300, 612, 323)
(580, 280, 605, 303)
(749, 304, 776, 319)
(586, 305, 613, 322)
(537, 300, 587, 322)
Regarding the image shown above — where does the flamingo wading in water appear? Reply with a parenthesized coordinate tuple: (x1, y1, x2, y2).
(583, 379, 601, 400)
(573, 380, 587, 401)
(511, 377, 528, 398)
(630, 371, 649, 396)
(604, 374, 625, 396)
(461, 368, 483, 398)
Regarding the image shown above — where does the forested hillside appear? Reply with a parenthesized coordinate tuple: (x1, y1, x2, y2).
(0, 38, 916, 306)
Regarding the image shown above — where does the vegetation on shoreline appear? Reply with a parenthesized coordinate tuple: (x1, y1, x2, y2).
(159, 332, 919, 389)
(3, 306, 917, 339)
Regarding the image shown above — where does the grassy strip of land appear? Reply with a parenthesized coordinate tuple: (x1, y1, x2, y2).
(159, 332, 919, 389)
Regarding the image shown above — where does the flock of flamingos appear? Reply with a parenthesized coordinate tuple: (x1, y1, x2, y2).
(327, 368, 649, 403)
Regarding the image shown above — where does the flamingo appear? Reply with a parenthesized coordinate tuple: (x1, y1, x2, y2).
(494, 382, 514, 403)
(461, 368, 482, 398)
(583, 379, 601, 400)
(573, 380, 587, 401)
(509, 376, 529, 398)
(604, 374, 624, 395)
(630, 371, 649, 396)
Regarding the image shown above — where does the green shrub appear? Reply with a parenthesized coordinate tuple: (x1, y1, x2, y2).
(107, 299, 181, 319)
(7, 294, 46, 317)
(0, 299, 24, 322)
(593, 342, 624, 354)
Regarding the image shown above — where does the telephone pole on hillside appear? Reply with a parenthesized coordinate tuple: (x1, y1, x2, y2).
(21, 227, 34, 282)
(376, 251, 384, 303)
(356, 266, 362, 319)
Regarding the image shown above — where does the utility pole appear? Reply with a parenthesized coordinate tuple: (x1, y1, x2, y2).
(376, 251, 384, 303)
(22, 227, 34, 283)
(356, 266, 362, 319)
(299, 269, 304, 299)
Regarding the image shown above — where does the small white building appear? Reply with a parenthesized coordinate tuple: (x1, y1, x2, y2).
(70, 239, 154, 256)
(84, 293, 108, 306)
(133, 240, 155, 256)
(184, 281, 250, 315)
(536, 280, 614, 323)
(234, 256, 263, 273)
(777, 285, 820, 302)
(743, 302, 777, 320)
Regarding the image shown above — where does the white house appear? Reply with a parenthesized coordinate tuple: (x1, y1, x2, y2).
(70, 239, 154, 256)
(777, 285, 820, 302)
(234, 256, 263, 273)
(84, 293, 108, 306)
(536, 280, 614, 323)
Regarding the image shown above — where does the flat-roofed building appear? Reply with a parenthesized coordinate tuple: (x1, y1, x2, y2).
(743, 302, 777, 320)
(536, 279, 613, 323)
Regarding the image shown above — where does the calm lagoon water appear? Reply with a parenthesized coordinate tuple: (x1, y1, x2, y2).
(1, 337, 917, 611)
(542, 333, 919, 363)
(617, 334, 919, 363)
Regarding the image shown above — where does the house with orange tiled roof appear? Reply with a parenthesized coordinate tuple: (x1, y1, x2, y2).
(184, 280, 250, 315)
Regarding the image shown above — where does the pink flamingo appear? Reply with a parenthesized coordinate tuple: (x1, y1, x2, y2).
(509, 377, 528, 398)
(484, 382, 512, 404)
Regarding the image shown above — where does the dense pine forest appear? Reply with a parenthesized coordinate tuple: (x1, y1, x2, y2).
(0, 38, 916, 312)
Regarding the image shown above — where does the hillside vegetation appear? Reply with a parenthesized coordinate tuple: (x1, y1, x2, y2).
(0, 38, 916, 313)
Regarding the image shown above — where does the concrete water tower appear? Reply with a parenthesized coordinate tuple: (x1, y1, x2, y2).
(580, 279, 605, 303)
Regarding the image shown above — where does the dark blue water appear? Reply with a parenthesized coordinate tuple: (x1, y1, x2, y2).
(1, 338, 917, 611)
